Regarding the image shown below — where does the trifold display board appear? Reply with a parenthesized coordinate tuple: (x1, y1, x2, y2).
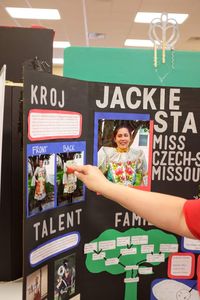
(0, 26, 54, 82)
(23, 48, 200, 300)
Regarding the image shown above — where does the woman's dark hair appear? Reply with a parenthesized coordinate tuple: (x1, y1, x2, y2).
(113, 124, 132, 138)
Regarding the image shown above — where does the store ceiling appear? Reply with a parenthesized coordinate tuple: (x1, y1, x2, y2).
(0, 0, 200, 65)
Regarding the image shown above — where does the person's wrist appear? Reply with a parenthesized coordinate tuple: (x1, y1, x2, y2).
(99, 179, 113, 196)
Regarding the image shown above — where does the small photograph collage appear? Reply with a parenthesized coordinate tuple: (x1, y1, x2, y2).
(27, 142, 86, 217)
(26, 253, 77, 300)
(27, 113, 153, 217)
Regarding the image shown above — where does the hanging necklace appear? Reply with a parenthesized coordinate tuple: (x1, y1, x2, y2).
(116, 147, 129, 153)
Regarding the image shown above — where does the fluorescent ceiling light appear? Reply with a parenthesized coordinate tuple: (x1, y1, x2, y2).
(88, 32, 106, 40)
(53, 58, 64, 65)
(124, 39, 154, 47)
(134, 12, 188, 24)
(53, 41, 71, 48)
(5, 7, 60, 20)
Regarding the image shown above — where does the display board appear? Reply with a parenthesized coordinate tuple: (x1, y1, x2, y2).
(0, 84, 23, 280)
(63, 47, 200, 87)
(0, 65, 6, 195)
(0, 26, 54, 82)
(23, 48, 200, 300)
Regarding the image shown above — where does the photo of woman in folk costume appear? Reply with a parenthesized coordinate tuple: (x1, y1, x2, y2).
(98, 122, 148, 187)
(28, 154, 55, 216)
(31, 159, 47, 211)
(62, 160, 78, 204)
(54, 255, 76, 300)
(56, 152, 84, 207)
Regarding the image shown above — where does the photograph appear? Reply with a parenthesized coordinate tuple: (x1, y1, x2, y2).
(56, 151, 84, 206)
(54, 254, 76, 300)
(27, 154, 55, 216)
(26, 265, 48, 300)
(94, 113, 152, 190)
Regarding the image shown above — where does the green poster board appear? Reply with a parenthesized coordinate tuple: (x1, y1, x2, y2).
(64, 46, 200, 87)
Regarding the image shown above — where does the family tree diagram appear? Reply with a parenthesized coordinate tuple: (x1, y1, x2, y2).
(84, 228, 178, 300)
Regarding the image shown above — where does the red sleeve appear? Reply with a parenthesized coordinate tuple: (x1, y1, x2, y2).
(183, 200, 200, 240)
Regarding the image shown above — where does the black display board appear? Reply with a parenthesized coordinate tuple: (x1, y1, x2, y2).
(23, 70, 200, 300)
(0, 26, 54, 281)
(0, 27, 54, 82)
(0, 85, 23, 280)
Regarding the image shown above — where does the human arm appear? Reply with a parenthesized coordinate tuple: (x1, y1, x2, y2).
(72, 165, 195, 239)
(137, 149, 148, 186)
(98, 147, 108, 174)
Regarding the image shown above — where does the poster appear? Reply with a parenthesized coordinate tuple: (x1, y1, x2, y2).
(23, 69, 200, 299)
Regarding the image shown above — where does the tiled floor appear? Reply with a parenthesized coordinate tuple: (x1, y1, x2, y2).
(0, 278, 22, 300)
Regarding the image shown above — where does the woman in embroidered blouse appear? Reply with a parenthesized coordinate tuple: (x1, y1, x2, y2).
(30, 159, 47, 212)
(98, 124, 148, 187)
(32, 159, 47, 201)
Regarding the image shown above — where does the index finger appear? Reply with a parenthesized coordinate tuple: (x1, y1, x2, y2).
(70, 165, 87, 173)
